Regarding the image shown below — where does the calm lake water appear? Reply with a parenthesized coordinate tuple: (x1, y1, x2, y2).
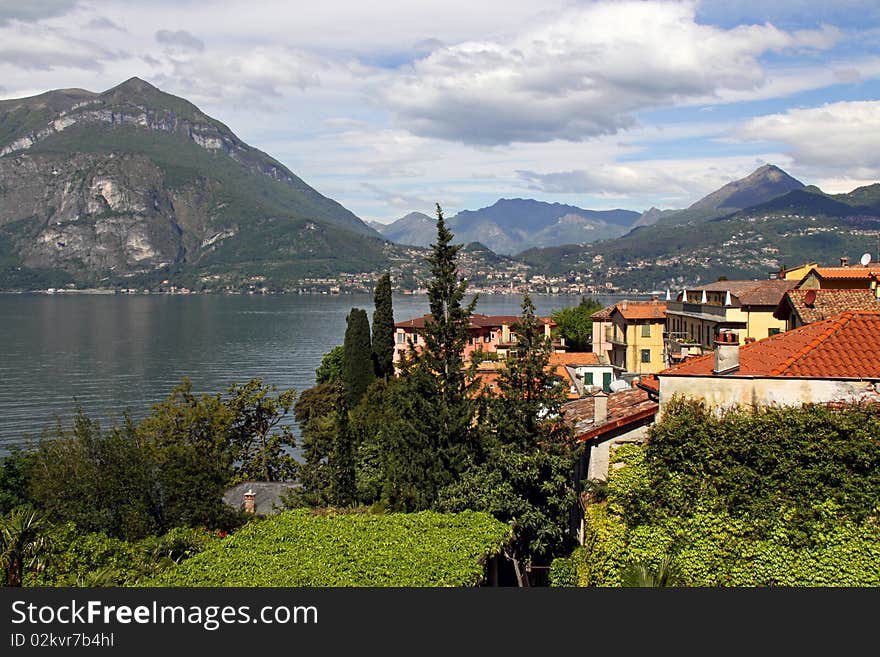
(0, 292, 634, 452)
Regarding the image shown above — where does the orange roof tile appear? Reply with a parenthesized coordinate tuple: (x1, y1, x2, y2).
(813, 267, 880, 280)
(547, 352, 601, 366)
(660, 311, 880, 379)
(612, 301, 666, 320)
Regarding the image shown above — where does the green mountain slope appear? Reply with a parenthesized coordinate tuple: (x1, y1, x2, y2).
(0, 77, 386, 290)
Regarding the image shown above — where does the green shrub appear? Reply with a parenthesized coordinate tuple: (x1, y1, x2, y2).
(146, 509, 511, 587)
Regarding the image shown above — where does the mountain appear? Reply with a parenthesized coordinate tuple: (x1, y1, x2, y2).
(0, 77, 388, 290)
(520, 167, 880, 291)
(373, 211, 436, 247)
(450, 199, 638, 255)
(655, 164, 805, 226)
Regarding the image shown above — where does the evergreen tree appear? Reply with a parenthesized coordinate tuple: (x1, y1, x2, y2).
(287, 383, 342, 508)
(342, 308, 374, 408)
(315, 345, 345, 385)
(372, 273, 395, 379)
(380, 204, 481, 510)
(330, 403, 356, 507)
(439, 294, 577, 585)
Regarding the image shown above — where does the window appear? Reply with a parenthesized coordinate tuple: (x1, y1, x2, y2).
(641, 323, 651, 338)
(483, 334, 491, 343)
(584, 372, 594, 385)
(640, 349, 651, 363)
(768, 327, 781, 336)
(396, 332, 405, 344)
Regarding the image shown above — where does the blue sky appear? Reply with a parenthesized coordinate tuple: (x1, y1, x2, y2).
(1, 0, 879, 221)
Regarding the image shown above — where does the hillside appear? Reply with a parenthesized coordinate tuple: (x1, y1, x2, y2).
(374, 211, 436, 247)
(520, 167, 880, 291)
(0, 77, 389, 290)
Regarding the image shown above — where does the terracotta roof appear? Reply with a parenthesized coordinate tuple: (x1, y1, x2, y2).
(395, 313, 554, 329)
(547, 352, 601, 366)
(683, 279, 795, 306)
(812, 267, 880, 280)
(611, 301, 667, 320)
(660, 311, 880, 379)
(562, 386, 659, 441)
(591, 305, 614, 320)
(774, 289, 880, 324)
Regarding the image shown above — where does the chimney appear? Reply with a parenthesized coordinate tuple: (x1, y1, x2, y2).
(713, 331, 740, 375)
(620, 299, 628, 311)
(244, 488, 256, 514)
(593, 389, 609, 425)
(840, 256, 849, 267)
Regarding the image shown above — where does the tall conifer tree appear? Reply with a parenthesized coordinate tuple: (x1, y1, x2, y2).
(342, 308, 374, 408)
(372, 273, 395, 379)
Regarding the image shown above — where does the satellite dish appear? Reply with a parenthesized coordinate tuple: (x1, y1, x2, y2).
(804, 289, 817, 307)
(609, 379, 629, 393)
(861, 253, 872, 267)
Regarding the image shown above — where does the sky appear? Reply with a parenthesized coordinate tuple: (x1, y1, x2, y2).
(1, 0, 879, 223)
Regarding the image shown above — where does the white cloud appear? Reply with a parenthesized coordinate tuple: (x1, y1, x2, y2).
(155, 29, 204, 53)
(738, 101, 880, 179)
(383, 1, 838, 144)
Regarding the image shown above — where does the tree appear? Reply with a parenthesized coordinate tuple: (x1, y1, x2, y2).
(28, 410, 159, 540)
(378, 204, 481, 510)
(551, 296, 604, 352)
(342, 308, 374, 408)
(440, 295, 578, 585)
(315, 345, 345, 385)
(287, 382, 343, 508)
(372, 273, 395, 379)
(138, 379, 237, 532)
(330, 402, 356, 507)
(0, 507, 51, 587)
(225, 379, 297, 483)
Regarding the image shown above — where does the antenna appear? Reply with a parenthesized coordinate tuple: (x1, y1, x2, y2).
(861, 252, 872, 267)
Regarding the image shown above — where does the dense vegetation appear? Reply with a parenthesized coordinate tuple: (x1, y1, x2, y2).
(288, 207, 581, 584)
(550, 296, 604, 351)
(557, 399, 880, 586)
(147, 509, 510, 587)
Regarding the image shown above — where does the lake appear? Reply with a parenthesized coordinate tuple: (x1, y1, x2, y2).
(0, 292, 636, 452)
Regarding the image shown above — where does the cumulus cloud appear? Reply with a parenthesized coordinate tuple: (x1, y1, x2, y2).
(0, 0, 78, 25)
(738, 101, 880, 176)
(383, 1, 839, 145)
(155, 29, 205, 52)
(0, 24, 122, 71)
(86, 17, 125, 32)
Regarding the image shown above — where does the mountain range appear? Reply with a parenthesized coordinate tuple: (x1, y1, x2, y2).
(1, 78, 878, 292)
(374, 200, 638, 255)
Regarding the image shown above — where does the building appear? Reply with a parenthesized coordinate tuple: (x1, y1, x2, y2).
(795, 265, 880, 296)
(393, 313, 560, 365)
(774, 288, 880, 331)
(473, 352, 616, 400)
(772, 262, 818, 281)
(657, 311, 880, 414)
(605, 299, 667, 375)
(664, 279, 794, 366)
(590, 305, 614, 363)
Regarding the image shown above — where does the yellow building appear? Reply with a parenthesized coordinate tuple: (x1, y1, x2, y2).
(796, 266, 880, 297)
(664, 279, 793, 366)
(776, 262, 818, 281)
(607, 300, 667, 375)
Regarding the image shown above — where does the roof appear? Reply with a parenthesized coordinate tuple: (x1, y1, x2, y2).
(810, 266, 880, 280)
(774, 289, 880, 324)
(683, 279, 794, 306)
(610, 300, 666, 320)
(395, 313, 554, 330)
(660, 310, 880, 379)
(562, 386, 659, 442)
(591, 305, 614, 320)
(547, 352, 602, 367)
(223, 481, 300, 515)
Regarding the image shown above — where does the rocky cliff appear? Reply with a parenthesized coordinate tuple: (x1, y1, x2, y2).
(0, 78, 385, 289)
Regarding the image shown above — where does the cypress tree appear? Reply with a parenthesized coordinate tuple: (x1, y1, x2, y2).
(372, 273, 395, 379)
(342, 308, 374, 408)
(380, 204, 480, 510)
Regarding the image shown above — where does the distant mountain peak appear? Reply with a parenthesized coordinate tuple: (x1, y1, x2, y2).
(688, 164, 804, 214)
(111, 76, 159, 93)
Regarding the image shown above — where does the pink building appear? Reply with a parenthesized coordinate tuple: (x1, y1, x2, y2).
(393, 313, 562, 365)
(590, 305, 614, 362)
